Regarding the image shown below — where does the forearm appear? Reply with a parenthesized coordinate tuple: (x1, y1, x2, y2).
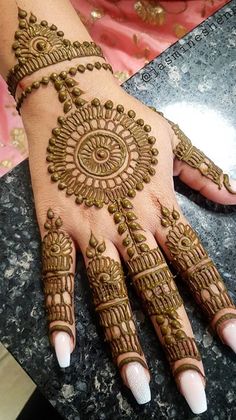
(0, 0, 93, 80)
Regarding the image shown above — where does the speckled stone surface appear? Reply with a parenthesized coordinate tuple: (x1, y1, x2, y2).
(0, 3, 236, 420)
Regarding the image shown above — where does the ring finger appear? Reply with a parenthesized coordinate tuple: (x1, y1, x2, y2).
(154, 200, 236, 351)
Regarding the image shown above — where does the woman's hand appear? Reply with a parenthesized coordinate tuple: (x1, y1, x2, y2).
(19, 59, 236, 414)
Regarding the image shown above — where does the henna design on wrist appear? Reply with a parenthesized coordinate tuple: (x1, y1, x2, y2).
(9, 10, 204, 370)
(160, 204, 236, 328)
(42, 209, 74, 339)
(8, 8, 104, 98)
(16, 62, 113, 113)
(86, 233, 146, 367)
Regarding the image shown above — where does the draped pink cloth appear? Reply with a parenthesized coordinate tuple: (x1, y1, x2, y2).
(0, 0, 228, 177)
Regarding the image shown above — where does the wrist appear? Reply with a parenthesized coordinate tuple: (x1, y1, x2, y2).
(19, 58, 118, 122)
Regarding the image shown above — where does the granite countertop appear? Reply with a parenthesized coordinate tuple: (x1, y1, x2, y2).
(0, 2, 236, 419)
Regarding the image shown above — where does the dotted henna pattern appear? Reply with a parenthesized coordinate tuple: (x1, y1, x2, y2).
(10, 9, 235, 379)
(46, 99, 158, 207)
(7, 8, 103, 98)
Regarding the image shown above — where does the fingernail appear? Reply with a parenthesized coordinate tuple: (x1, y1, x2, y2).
(54, 332, 71, 368)
(220, 320, 236, 352)
(124, 362, 151, 405)
(178, 370, 207, 414)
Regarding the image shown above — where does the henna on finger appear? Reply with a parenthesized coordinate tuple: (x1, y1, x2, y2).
(152, 108, 236, 194)
(159, 204, 236, 332)
(42, 209, 74, 345)
(85, 233, 147, 370)
(7, 10, 207, 404)
(108, 199, 202, 374)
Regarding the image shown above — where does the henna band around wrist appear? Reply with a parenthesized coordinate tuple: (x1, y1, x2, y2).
(7, 7, 104, 98)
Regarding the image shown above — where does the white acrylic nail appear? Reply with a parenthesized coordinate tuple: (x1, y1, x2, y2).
(125, 362, 151, 405)
(221, 320, 236, 353)
(178, 370, 207, 414)
(54, 332, 71, 368)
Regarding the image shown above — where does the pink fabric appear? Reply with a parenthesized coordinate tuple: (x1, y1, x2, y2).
(0, 0, 229, 177)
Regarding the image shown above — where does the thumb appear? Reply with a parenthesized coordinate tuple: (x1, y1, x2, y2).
(154, 109, 236, 205)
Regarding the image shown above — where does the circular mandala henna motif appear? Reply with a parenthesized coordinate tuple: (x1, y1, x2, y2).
(77, 132, 127, 177)
(47, 99, 158, 206)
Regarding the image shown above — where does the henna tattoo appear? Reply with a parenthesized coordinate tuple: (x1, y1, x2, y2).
(8, 11, 207, 372)
(108, 198, 201, 364)
(172, 124, 223, 189)
(160, 205, 236, 328)
(7, 8, 104, 98)
(16, 62, 113, 113)
(152, 107, 236, 194)
(127, 245, 200, 363)
(47, 99, 158, 207)
(42, 209, 74, 338)
(86, 233, 145, 367)
(108, 198, 149, 258)
(173, 364, 205, 379)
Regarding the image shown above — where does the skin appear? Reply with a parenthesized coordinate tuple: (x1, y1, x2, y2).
(0, 0, 236, 404)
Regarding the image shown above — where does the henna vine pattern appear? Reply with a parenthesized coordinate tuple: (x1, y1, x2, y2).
(160, 205, 236, 330)
(42, 209, 74, 342)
